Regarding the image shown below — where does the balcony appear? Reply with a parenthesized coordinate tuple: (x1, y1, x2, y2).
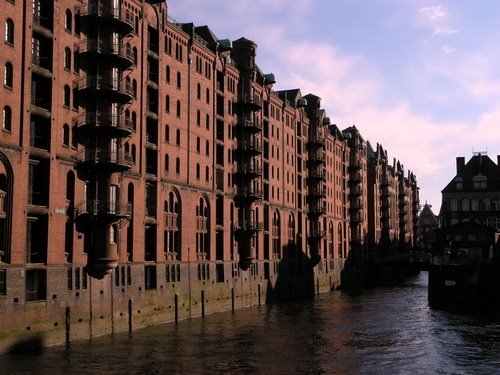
(196, 217, 208, 232)
(74, 111, 133, 138)
(307, 169, 326, 181)
(234, 218, 263, 235)
(308, 228, 326, 240)
(306, 134, 326, 147)
(77, 39, 134, 70)
(351, 212, 362, 224)
(235, 119, 262, 133)
(234, 138, 262, 154)
(235, 93, 262, 111)
(75, 147, 132, 173)
(75, 200, 132, 221)
(349, 161, 362, 170)
(78, 75, 133, 103)
(308, 202, 327, 216)
(350, 186, 362, 196)
(350, 172, 362, 183)
(307, 150, 326, 165)
(235, 185, 263, 201)
(308, 186, 326, 198)
(234, 163, 262, 178)
(79, 2, 134, 35)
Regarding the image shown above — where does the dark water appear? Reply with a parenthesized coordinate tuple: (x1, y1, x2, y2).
(2, 272, 500, 374)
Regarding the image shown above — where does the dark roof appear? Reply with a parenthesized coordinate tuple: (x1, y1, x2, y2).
(442, 154, 500, 193)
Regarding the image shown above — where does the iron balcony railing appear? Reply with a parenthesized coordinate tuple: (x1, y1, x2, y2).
(75, 200, 132, 217)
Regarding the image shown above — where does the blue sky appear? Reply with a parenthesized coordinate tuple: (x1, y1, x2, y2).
(170, 0, 500, 212)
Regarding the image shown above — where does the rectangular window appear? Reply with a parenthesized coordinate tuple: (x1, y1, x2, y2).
(67, 267, 73, 290)
(0, 269, 6, 295)
(25, 269, 46, 301)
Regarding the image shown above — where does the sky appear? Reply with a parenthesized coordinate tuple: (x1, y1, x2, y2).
(169, 0, 500, 213)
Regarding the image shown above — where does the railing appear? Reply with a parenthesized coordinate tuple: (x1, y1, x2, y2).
(75, 200, 132, 217)
(237, 185, 263, 198)
(236, 163, 262, 175)
(307, 169, 327, 180)
(78, 39, 134, 62)
(309, 228, 326, 239)
(79, 1, 134, 29)
(307, 134, 326, 145)
(79, 147, 131, 166)
(237, 93, 262, 107)
(78, 75, 134, 97)
(74, 111, 133, 131)
(234, 219, 264, 232)
(235, 138, 262, 152)
(308, 186, 326, 197)
(237, 120, 262, 131)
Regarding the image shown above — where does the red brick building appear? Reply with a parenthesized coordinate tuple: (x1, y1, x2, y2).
(0, 0, 418, 350)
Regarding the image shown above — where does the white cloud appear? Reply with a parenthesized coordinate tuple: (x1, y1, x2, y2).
(420, 5, 458, 36)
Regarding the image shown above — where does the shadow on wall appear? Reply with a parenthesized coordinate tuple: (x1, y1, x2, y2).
(264, 240, 318, 304)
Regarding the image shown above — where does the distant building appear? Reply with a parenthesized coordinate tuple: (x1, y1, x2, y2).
(440, 153, 500, 229)
(418, 203, 439, 253)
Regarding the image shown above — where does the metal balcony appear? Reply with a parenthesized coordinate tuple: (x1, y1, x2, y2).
(308, 186, 326, 198)
(306, 150, 326, 165)
(235, 93, 262, 111)
(77, 39, 134, 70)
(349, 161, 362, 170)
(235, 119, 262, 133)
(75, 199, 132, 227)
(308, 228, 326, 240)
(74, 111, 133, 138)
(306, 134, 326, 147)
(79, 2, 134, 35)
(75, 147, 132, 173)
(350, 186, 362, 196)
(78, 75, 134, 103)
(234, 219, 264, 235)
(234, 163, 262, 178)
(307, 169, 327, 181)
(234, 185, 263, 202)
(234, 138, 262, 154)
(308, 203, 327, 216)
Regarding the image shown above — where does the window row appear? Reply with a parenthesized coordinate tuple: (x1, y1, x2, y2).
(449, 198, 500, 212)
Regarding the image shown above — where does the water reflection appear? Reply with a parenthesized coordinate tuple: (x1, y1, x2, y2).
(2, 273, 500, 374)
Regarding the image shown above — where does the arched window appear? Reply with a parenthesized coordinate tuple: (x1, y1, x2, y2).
(205, 166, 209, 182)
(176, 129, 180, 146)
(272, 210, 281, 259)
(72, 87, 79, 109)
(196, 163, 200, 179)
(164, 154, 169, 171)
(165, 65, 170, 83)
(176, 72, 181, 89)
(63, 85, 71, 107)
(132, 111, 137, 130)
(462, 198, 469, 212)
(328, 222, 334, 258)
(205, 140, 209, 156)
(133, 47, 138, 65)
(71, 125, 78, 147)
(205, 114, 210, 130)
(483, 198, 491, 211)
(175, 157, 180, 174)
(338, 224, 343, 258)
(64, 48, 71, 69)
(471, 198, 479, 211)
(165, 190, 181, 261)
(5, 19, 14, 45)
(73, 50, 79, 72)
(196, 136, 200, 153)
(450, 199, 458, 212)
(176, 100, 181, 117)
(165, 95, 170, 112)
(195, 197, 209, 258)
(206, 88, 210, 104)
(196, 110, 200, 126)
(2, 106, 12, 131)
(165, 124, 170, 142)
(65, 9, 72, 31)
(62, 124, 70, 146)
(4, 62, 13, 88)
(131, 144, 136, 163)
(132, 79, 137, 98)
(197, 83, 201, 99)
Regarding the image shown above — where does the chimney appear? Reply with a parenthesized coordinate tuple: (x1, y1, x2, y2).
(456, 157, 465, 174)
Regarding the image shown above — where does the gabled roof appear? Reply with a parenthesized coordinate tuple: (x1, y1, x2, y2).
(442, 154, 500, 193)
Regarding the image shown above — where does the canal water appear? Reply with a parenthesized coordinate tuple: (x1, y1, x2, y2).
(2, 272, 500, 374)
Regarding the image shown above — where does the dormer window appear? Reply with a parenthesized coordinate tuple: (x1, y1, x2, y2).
(473, 173, 487, 190)
(454, 176, 463, 190)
